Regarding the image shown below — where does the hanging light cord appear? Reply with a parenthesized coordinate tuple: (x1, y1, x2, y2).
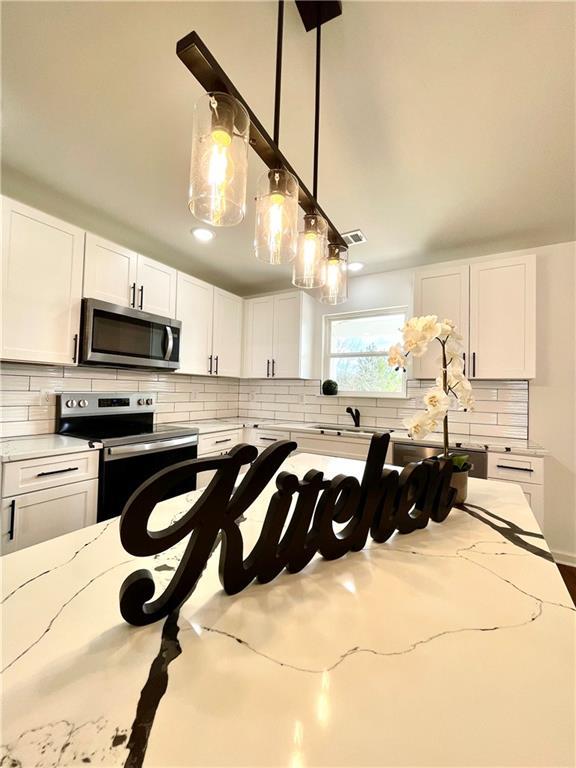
(313, 13, 321, 200)
(273, 0, 284, 146)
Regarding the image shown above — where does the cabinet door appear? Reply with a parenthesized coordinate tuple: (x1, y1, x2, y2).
(212, 288, 243, 377)
(272, 292, 302, 378)
(469, 255, 536, 379)
(412, 264, 470, 379)
(137, 255, 177, 317)
(1, 198, 84, 365)
(243, 296, 274, 378)
(84, 234, 138, 307)
(175, 273, 214, 375)
(1, 479, 98, 554)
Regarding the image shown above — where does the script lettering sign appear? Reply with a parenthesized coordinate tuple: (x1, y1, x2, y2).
(119, 433, 455, 626)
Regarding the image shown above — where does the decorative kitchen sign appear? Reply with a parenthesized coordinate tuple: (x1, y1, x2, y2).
(119, 434, 456, 626)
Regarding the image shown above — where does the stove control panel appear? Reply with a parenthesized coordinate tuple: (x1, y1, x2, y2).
(58, 392, 156, 417)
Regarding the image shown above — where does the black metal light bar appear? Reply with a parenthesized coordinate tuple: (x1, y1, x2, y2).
(295, 0, 342, 33)
(176, 30, 346, 248)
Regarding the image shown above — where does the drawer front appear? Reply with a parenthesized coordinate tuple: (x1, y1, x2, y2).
(487, 453, 544, 485)
(2, 451, 99, 497)
(290, 432, 371, 461)
(1, 479, 98, 554)
(198, 430, 242, 456)
(254, 429, 290, 448)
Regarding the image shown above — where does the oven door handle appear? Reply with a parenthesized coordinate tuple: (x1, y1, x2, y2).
(164, 326, 174, 361)
(104, 435, 198, 461)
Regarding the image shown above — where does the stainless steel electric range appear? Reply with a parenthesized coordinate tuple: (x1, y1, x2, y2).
(57, 392, 198, 522)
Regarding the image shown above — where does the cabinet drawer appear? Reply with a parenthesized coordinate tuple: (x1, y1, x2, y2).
(290, 431, 372, 461)
(1, 479, 98, 554)
(487, 453, 544, 486)
(2, 451, 99, 497)
(254, 429, 289, 448)
(198, 430, 242, 456)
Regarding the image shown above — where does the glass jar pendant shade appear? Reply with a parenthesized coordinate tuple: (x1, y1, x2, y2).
(254, 169, 299, 264)
(320, 244, 348, 304)
(292, 213, 328, 288)
(189, 92, 250, 227)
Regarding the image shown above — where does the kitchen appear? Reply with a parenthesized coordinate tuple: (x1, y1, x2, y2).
(1, 2, 575, 767)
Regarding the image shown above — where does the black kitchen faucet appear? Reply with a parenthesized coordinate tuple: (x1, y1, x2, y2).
(346, 406, 361, 427)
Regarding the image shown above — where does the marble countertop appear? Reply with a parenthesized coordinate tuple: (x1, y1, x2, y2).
(0, 434, 102, 463)
(1, 453, 573, 767)
(209, 418, 549, 456)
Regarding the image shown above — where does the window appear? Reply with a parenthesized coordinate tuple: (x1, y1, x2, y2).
(323, 307, 407, 397)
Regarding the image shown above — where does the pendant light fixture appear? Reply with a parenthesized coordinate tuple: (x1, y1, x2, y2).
(254, 2, 299, 264)
(189, 91, 250, 227)
(320, 243, 348, 304)
(292, 5, 339, 297)
(293, 212, 327, 287)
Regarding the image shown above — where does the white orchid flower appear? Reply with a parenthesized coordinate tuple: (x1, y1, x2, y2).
(423, 387, 450, 415)
(403, 412, 437, 440)
(387, 343, 407, 370)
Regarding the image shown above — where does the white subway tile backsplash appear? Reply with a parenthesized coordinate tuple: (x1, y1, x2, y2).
(0, 375, 30, 391)
(0, 363, 241, 436)
(239, 377, 529, 441)
(0, 364, 530, 443)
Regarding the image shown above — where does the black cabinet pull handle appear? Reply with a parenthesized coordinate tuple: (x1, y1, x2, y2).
(496, 464, 534, 472)
(8, 499, 16, 541)
(138, 285, 144, 309)
(272, 359, 276, 377)
(208, 355, 213, 375)
(462, 352, 466, 375)
(214, 438, 232, 444)
(130, 282, 136, 307)
(260, 437, 276, 442)
(215, 355, 219, 375)
(266, 359, 270, 377)
(37, 467, 79, 477)
(72, 333, 78, 363)
(472, 352, 476, 377)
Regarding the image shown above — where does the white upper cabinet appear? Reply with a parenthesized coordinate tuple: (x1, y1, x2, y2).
(176, 273, 214, 375)
(412, 264, 470, 379)
(243, 296, 275, 378)
(212, 288, 243, 377)
(1, 198, 84, 366)
(175, 275, 243, 377)
(83, 234, 138, 307)
(243, 291, 314, 379)
(83, 237, 176, 316)
(136, 254, 177, 317)
(469, 255, 536, 379)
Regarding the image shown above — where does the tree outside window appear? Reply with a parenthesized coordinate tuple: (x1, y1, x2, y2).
(324, 308, 407, 396)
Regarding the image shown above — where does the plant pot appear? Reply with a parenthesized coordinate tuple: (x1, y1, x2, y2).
(450, 470, 469, 504)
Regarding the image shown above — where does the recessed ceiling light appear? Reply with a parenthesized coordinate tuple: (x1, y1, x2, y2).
(347, 262, 364, 273)
(192, 227, 214, 242)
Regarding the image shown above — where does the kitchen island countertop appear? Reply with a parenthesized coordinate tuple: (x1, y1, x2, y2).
(1, 453, 573, 767)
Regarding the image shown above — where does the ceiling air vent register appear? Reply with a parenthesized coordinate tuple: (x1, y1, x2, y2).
(342, 229, 367, 247)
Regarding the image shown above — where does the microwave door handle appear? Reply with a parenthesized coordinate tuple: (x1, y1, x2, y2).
(164, 326, 174, 360)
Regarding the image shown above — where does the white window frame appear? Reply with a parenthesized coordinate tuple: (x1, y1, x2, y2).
(322, 306, 408, 399)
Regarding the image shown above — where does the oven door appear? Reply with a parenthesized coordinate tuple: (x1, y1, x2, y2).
(81, 298, 181, 369)
(98, 435, 198, 521)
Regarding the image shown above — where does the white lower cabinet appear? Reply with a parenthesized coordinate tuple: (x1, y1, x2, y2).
(487, 452, 545, 530)
(290, 431, 373, 461)
(1, 479, 98, 554)
(196, 429, 243, 489)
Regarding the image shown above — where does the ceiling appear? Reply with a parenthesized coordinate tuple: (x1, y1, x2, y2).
(2, 1, 574, 295)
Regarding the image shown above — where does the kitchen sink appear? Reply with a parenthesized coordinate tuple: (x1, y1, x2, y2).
(311, 423, 392, 435)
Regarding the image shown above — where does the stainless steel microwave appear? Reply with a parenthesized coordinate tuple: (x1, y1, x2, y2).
(80, 299, 181, 370)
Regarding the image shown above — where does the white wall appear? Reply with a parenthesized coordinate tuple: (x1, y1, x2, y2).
(311, 268, 414, 379)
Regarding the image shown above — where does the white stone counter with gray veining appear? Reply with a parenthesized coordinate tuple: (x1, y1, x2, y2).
(0, 434, 102, 463)
(1, 454, 573, 767)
